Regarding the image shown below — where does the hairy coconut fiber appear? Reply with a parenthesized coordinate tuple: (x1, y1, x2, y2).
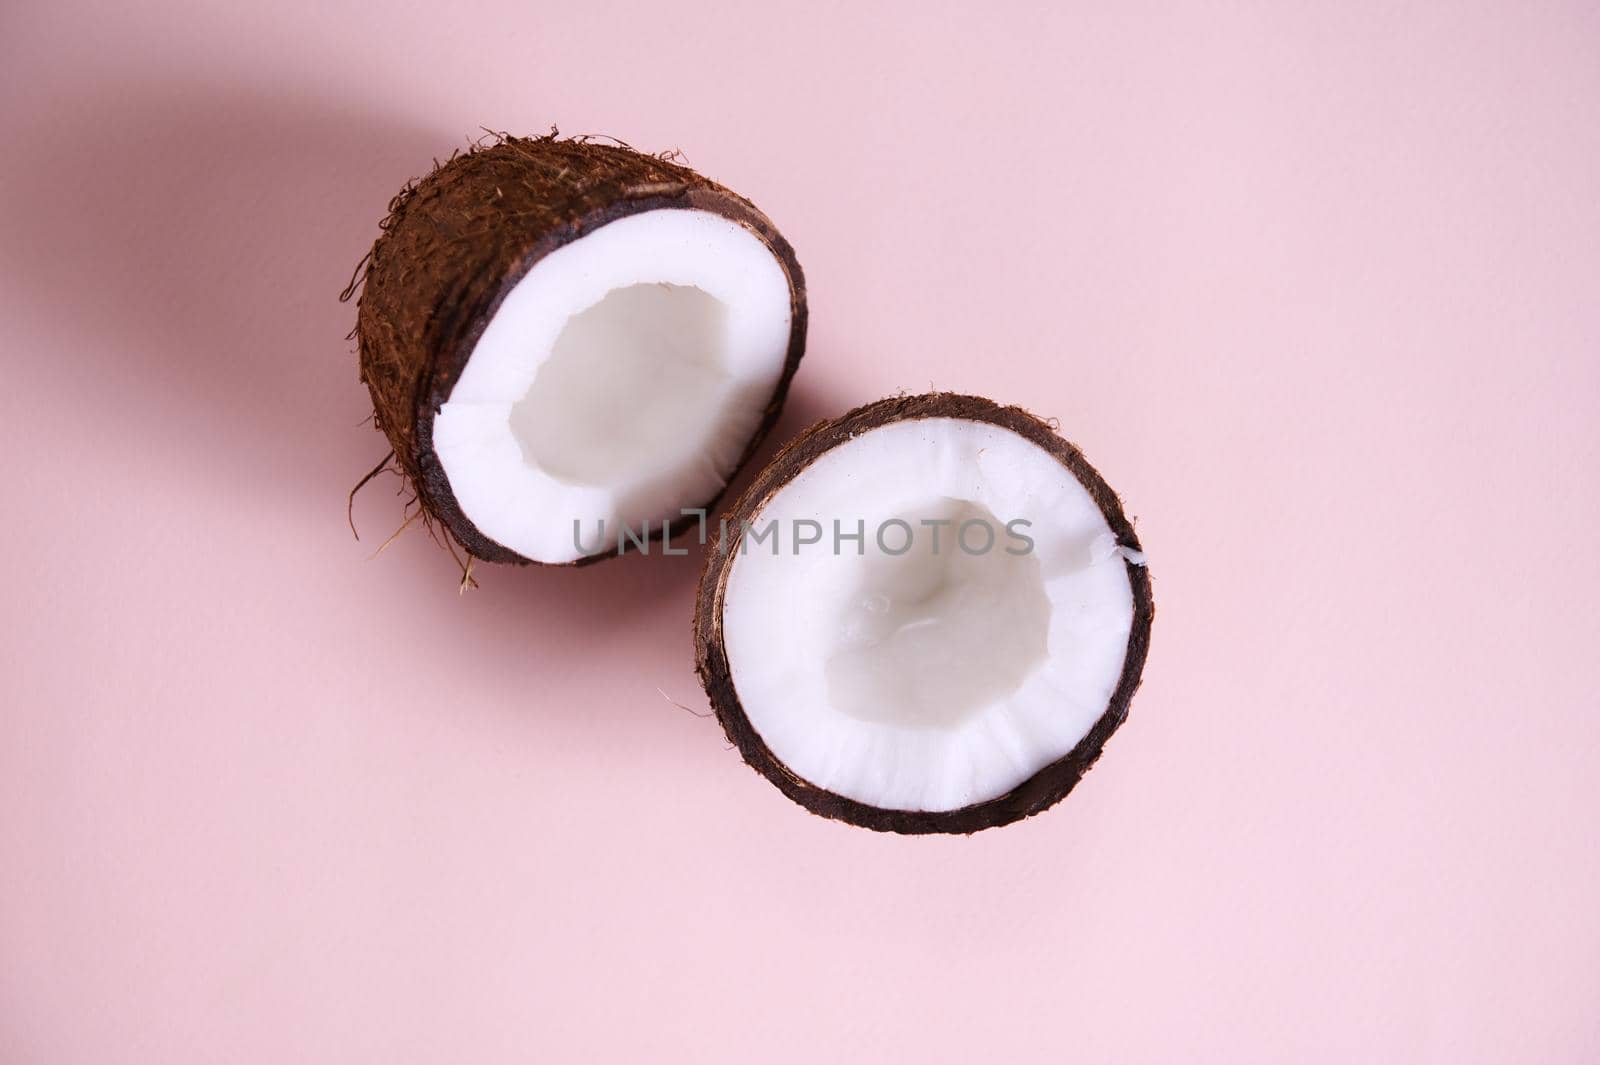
(343, 133, 807, 567)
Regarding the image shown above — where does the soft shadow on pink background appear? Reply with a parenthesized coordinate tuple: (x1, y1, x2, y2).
(1, 3, 1596, 1062)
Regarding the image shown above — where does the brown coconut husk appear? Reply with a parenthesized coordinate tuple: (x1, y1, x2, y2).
(693, 393, 1155, 834)
(342, 132, 808, 567)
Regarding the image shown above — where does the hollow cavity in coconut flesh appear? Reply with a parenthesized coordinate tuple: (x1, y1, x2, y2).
(346, 135, 806, 566)
(695, 394, 1153, 834)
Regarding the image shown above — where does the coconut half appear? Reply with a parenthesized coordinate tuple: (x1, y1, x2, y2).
(347, 134, 806, 566)
(695, 394, 1153, 834)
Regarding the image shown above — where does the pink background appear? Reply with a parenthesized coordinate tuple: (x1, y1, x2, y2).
(2, 2, 1597, 1061)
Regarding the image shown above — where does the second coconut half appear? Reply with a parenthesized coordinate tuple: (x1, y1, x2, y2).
(696, 394, 1154, 834)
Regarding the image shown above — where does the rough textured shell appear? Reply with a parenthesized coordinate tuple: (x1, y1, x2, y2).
(347, 134, 808, 565)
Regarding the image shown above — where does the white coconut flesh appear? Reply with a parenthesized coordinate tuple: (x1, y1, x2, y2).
(721, 417, 1140, 813)
(431, 208, 794, 563)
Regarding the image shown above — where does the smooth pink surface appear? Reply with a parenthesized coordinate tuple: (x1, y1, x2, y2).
(2, 3, 1598, 1062)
